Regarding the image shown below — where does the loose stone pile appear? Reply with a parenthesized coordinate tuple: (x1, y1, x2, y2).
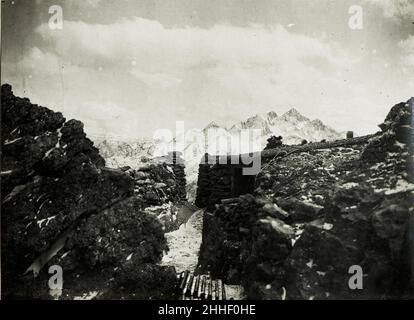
(195, 161, 211, 208)
(196, 161, 244, 211)
(133, 163, 182, 205)
(207, 165, 233, 210)
(172, 159, 187, 201)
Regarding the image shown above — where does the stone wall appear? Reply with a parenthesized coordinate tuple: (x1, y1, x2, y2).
(194, 135, 374, 211)
(195, 163, 250, 211)
(167, 151, 187, 202)
(195, 163, 211, 208)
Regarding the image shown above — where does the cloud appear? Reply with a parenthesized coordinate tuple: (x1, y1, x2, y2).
(36, 0, 102, 8)
(3, 17, 411, 139)
(399, 35, 414, 79)
(83, 0, 101, 7)
(399, 35, 414, 54)
(36, 19, 350, 73)
(70, 100, 142, 140)
(365, 0, 414, 21)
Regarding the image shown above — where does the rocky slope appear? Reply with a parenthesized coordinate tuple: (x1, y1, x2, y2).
(1, 84, 181, 299)
(197, 98, 414, 299)
(229, 108, 341, 144)
(94, 137, 155, 169)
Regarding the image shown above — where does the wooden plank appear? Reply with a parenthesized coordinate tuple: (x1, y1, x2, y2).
(179, 270, 189, 291)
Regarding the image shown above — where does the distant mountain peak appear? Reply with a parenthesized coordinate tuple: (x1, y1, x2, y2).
(281, 108, 309, 122)
(310, 118, 324, 127)
(311, 118, 323, 124)
(284, 107, 300, 116)
(245, 114, 263, 124)
(204, 121, 220, 130)
(267, 111, 278, 119)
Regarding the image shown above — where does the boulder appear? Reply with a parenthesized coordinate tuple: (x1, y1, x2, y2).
(259, 202, 290, 221)
(372, 204, 409, 258)
(290, 200, 324, 222)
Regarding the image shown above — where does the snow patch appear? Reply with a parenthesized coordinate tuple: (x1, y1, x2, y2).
(4, 137, 22, 145)
(74, 291, 99, 300)
(160, 209, 204, 273)
(37, 215, 57, 228)
(340, 182, 359, 189)
(385, 179, 414, 195)
(322, 223, 333, 230)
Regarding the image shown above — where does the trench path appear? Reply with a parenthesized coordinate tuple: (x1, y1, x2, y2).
(161, 209, 204, 273)
(160, 209, 244, 299)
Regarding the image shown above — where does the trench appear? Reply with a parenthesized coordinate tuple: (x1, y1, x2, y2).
(159, 162, 256, 299)
(160, 206, 245, 300)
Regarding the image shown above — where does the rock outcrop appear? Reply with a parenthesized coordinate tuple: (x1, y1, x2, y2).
(264, 135, 283, 150)
(1, 84, 178, 299)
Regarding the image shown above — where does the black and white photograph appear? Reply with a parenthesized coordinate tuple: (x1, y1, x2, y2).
(1, 0, 413, 305)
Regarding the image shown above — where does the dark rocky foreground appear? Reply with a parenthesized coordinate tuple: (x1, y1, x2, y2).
(2, 82, 413, 300)
(1, 84, 186, 299)
(197, 98, 414, 299)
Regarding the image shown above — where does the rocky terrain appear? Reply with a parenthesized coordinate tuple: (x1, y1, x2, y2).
(94, 109, 342, 203)
(94, 137, 156, 169)
(1, 84, 187, 299)
(196, 98, 414, 299)
(3, 82, 412, 300)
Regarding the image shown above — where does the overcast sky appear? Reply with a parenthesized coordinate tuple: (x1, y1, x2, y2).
(2, 0, 414, 139)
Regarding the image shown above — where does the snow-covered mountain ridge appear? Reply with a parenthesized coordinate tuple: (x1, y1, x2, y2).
(94, 108, 342, 201)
